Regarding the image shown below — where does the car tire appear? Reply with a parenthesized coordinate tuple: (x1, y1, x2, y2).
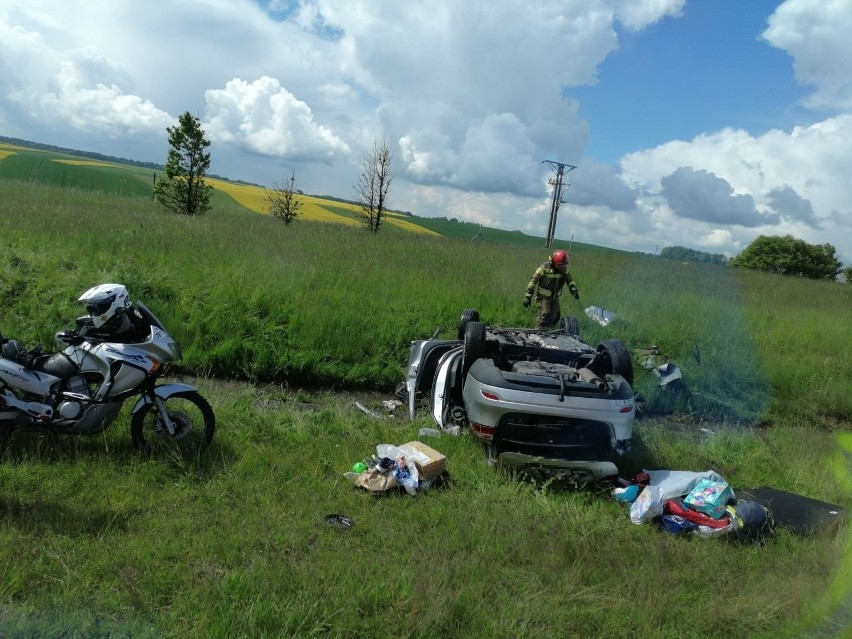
(591, 339, 634, 386)
(561, 315, 581, 339)
(462, 320, 486, 378)
(457, 308, 480, 340)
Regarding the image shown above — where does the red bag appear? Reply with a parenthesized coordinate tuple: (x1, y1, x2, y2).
(665, 498, 731, 529)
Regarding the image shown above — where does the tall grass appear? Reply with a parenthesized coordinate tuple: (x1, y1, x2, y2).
(0, 179, 850, 638)
(0, 382, 847, 639)
(1, 179, 850, 427)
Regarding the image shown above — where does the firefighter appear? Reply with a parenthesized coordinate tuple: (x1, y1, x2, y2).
(522, 249, 579, 329)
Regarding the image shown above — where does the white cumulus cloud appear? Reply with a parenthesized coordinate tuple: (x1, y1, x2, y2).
(763, 0, 852, 110)
(610, 0, 686, 31)
(619, 115, 852, 259)
(203, 77, 350, 162)
(38, 58, 173, 137)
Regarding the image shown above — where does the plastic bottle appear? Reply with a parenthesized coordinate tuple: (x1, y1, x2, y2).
(418, 427, 440, 438)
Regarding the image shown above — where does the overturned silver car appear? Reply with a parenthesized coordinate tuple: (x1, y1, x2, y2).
(405, 309, 636, 483)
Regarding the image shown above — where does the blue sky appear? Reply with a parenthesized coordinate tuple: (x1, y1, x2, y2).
(573, 1, 813, 162)
(1, 0, 851, 263)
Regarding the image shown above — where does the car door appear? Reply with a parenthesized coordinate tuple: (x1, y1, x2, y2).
(431, 346, 463, 428)
(406, 338, 462, 419)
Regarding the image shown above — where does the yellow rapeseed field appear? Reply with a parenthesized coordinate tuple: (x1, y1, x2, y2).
(208, 178, 438, 234)
(53, 159, 116, 168)
(383, 213, 440, 235)
(208, 178, 360, 226)
(0, 146, 439, 235)
(0, 142, 37, 152)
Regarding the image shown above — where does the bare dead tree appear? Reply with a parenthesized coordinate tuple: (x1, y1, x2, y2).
(355, 138, 393, 233)
(267, 169, 301, 224)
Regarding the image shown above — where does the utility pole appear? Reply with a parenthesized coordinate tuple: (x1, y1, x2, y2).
(543, 160, 576, 248)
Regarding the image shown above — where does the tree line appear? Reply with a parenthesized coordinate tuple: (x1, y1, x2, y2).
(658, 246, 729, 266)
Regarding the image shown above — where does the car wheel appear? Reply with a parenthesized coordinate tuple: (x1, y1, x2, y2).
(591, 339, 634, 386)
(462, 320, 486, 377)
(561, 315, 581, 339)
(457, 308, 480, 340)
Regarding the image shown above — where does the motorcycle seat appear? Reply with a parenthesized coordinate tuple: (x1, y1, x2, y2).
(2, 339, 26, 361)
(1, 340, 75, 378)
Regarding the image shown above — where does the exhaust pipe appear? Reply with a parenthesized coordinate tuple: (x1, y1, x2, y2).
(576, 367, 607, 390)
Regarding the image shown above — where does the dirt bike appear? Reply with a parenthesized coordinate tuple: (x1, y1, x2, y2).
(0, 296, 215, 455)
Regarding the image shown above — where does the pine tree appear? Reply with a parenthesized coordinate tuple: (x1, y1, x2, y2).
(153, 112, 213, 216)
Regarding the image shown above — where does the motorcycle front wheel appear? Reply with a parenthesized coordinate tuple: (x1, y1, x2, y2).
(131, 391, 215, 455)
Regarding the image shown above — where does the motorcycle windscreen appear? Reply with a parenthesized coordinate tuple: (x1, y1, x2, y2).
(135, 300, 167, 332)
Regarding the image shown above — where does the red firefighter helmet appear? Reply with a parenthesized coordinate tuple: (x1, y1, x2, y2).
(551, 249, 569, 267)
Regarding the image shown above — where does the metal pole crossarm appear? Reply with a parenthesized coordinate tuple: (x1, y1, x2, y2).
(542, 161, 576, 248)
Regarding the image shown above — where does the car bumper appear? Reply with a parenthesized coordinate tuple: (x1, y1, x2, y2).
(462, 377, 634, 444)
(496, 452, 619, 483)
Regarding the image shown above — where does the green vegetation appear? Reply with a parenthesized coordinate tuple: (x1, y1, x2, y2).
(732, 234, 843, 280)
(0, 171, 849, 638)
(0, 139, 634, 251)
(0, 148, 153, 197)
(153, 112, 214, 217)
(268, 169, 301, 224)
(659, 244, 729, 265)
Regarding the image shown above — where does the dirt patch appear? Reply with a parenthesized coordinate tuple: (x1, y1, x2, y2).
(177, 375, 749, 434)
(173, 375, 406, 417)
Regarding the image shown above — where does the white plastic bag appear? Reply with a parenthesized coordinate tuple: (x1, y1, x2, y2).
(376, 443, 420, 495)
(629, 485, 664, 524)
(643, 469, 729, 501)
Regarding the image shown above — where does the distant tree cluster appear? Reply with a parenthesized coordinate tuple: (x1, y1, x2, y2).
(659, 245, 729, 265)
(731, 234, 842, 280)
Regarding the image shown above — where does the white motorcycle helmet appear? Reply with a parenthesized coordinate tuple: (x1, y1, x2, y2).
(78, 283, 131, 328)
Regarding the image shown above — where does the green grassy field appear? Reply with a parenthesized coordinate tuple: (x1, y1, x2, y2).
(0, 140, 597, 249)
(0, 168, 850, 637)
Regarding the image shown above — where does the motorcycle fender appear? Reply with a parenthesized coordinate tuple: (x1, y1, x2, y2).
(131, 383, 198, 415)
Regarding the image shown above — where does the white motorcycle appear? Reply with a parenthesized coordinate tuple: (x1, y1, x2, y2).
(0, 284, 215, 454)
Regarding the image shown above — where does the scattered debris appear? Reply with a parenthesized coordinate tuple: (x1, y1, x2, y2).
(382, 399, 402, 415)
(355, 401, 383, 418)
(344, 441, 448, 496)
(325, 514, 354, 529)
(637, 346, 683, 387)
(613, 469, 844, 543)
(355, 399, 403, 418)
(584, 305, 616, 326)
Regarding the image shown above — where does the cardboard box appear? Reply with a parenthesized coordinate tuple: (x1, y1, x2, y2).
(401, 440, 447, 480)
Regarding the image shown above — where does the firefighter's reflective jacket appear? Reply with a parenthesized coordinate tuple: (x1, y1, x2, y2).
(525, 260, 576, 300)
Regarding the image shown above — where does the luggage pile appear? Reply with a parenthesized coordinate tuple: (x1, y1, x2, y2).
(615, 470, 774, 542)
